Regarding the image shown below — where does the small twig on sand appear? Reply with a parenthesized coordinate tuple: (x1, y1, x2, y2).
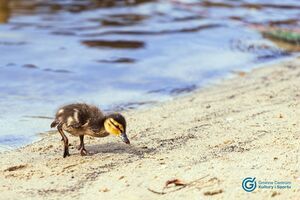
(148, 174, 209, 195)
(147, 188, 166, 195)
(165, 179, 186, 187)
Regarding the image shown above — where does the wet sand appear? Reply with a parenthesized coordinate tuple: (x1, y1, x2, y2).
(0, 57, 300, 199)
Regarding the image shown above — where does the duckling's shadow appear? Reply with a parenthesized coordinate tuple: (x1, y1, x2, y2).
(86, 142, 154, 156)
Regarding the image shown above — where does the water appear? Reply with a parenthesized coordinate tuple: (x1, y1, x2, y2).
(0, 0, 299, 150)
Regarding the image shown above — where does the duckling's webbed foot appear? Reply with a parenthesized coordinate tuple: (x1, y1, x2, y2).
(80, 148, 87, 156)
(57, 124, 70, 158)
(78, 135, 88, 156)
(63, 148, 70, 158)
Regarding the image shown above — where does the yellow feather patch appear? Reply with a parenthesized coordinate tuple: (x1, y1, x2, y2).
(104, 118, 122, 136)
(109, 118, 124, 132)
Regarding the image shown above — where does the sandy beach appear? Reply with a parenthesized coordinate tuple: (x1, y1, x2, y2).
(1, 57, 300, 199)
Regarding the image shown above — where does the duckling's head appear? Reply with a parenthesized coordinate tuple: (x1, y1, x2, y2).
(104, 113, 130, 144)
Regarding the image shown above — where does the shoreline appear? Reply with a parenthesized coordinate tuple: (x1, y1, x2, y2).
(0, 55, 296, 153)
(1, 56, 300, 199)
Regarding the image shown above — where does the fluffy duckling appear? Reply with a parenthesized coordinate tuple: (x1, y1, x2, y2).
(50, 103, 130, 158)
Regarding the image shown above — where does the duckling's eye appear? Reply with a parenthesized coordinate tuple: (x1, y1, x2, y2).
(113, 123, 121, 131)
(109, 119, 124, 132)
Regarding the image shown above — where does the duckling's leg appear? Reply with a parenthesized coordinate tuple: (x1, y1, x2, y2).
(77, 135, 84, 150)
(78, 135, 87, 156)
(57, 124, 70, 158)
(51, 120, 64, 141)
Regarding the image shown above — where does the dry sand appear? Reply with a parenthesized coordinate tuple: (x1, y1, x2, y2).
(1, 57, 300, 199)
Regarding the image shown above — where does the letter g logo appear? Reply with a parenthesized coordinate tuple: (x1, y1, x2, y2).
(242, 177, 256, 192)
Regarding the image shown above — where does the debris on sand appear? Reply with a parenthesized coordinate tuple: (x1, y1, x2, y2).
(203, 189, 223, 196)
(4, 164, 27, 172)
(271, 191, 280, 197)
(148, 175, 209, 195)
(99, 187, 110, 192)
(165, 179, 187, 187)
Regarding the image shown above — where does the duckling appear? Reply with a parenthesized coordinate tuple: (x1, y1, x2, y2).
(50, 103, 130, 158)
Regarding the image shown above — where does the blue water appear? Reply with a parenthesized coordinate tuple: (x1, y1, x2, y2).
(0, 0, 299, 150)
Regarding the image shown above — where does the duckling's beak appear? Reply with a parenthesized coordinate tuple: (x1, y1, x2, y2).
(120, 132, 130, 144)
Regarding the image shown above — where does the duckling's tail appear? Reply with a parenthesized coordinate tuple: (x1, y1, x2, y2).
(50, 120, 59, 128)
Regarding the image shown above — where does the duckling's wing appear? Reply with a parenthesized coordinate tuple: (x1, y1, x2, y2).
(55, 104, 91, 128)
